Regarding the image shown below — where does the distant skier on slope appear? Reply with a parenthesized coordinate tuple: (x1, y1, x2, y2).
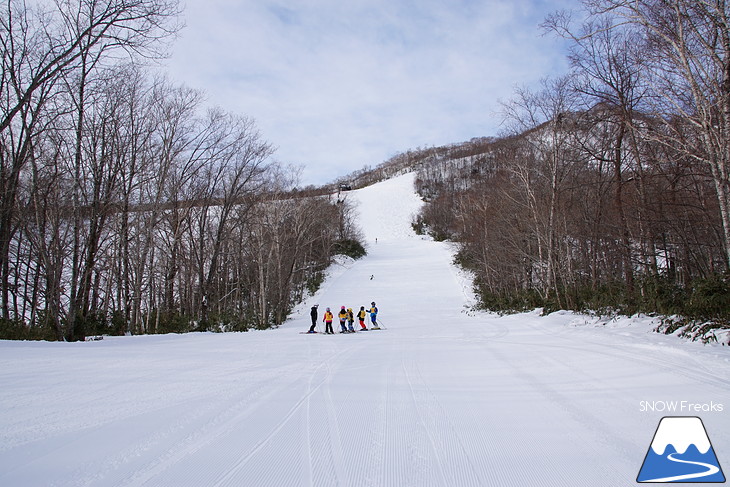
(323, 307, 334, 334)
(369, 302, 379, 329)
(308, 305, 319, 333)
(338, 306, 348, 333)
(357, 306, 368, 330)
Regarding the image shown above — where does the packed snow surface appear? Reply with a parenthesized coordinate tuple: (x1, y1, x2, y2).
(1, 172, 729, 486)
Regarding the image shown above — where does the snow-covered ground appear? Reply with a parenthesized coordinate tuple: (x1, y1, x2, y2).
(1, 173, 729, 486)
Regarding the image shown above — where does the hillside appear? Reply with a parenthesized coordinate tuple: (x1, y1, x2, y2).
(0, 173, 728, 486)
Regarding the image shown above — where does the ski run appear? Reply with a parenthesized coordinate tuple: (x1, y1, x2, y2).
(1, 172, 729, 487)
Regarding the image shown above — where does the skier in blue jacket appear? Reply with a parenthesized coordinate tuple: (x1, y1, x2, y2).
(369, 302, 379, 329)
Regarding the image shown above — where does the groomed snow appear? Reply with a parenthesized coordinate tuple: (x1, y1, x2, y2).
(1, 173, 728, 486)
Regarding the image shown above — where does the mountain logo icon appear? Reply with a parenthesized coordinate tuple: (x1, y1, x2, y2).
(637, 416, 725, 483)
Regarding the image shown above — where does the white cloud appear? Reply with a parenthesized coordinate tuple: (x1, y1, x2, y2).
(165, 0, 573, 184)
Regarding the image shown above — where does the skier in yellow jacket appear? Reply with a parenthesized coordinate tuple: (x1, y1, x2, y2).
(346, 308, 355, 332)
(322, 307, 334, 334)
(357, 306, 368, 330)
(338, 306, 348, 333)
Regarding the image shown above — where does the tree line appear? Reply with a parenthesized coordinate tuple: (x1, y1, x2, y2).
(0, 0, 363, 340)
(414, 0, 730, 337)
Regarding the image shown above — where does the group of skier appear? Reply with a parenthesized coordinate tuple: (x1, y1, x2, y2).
(307, 302, 379, 334)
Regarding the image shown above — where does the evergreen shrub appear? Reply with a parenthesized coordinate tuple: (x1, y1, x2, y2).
(334, 238, 367, 259)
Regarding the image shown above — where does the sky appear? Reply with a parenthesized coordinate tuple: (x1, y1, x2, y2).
(163, 0, 574, 185)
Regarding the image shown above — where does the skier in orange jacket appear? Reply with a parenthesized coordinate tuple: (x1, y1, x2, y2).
(322, 308, 334, 334)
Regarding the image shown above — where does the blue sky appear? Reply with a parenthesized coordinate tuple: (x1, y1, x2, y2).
(164, 0, 574, 185)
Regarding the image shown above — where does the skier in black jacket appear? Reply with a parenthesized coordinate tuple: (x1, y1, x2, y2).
(308, 305, 319, 333)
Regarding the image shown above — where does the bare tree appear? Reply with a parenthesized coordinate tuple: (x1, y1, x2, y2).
(583, 0, 730, 266)
(0, 0, 180, 338)
(190, 111, 273, 325)
(0, 0, 180, 133)
(501, 76, 581, 306)
(546, 13, 656, 295)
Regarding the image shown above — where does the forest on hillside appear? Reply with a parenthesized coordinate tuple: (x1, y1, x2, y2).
(5, 0, 730, 342)
(0, 0, 363, 340)
(412, 0, 730, 339)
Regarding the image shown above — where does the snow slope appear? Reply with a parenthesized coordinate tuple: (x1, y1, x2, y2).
(1, 173, 729, 487)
